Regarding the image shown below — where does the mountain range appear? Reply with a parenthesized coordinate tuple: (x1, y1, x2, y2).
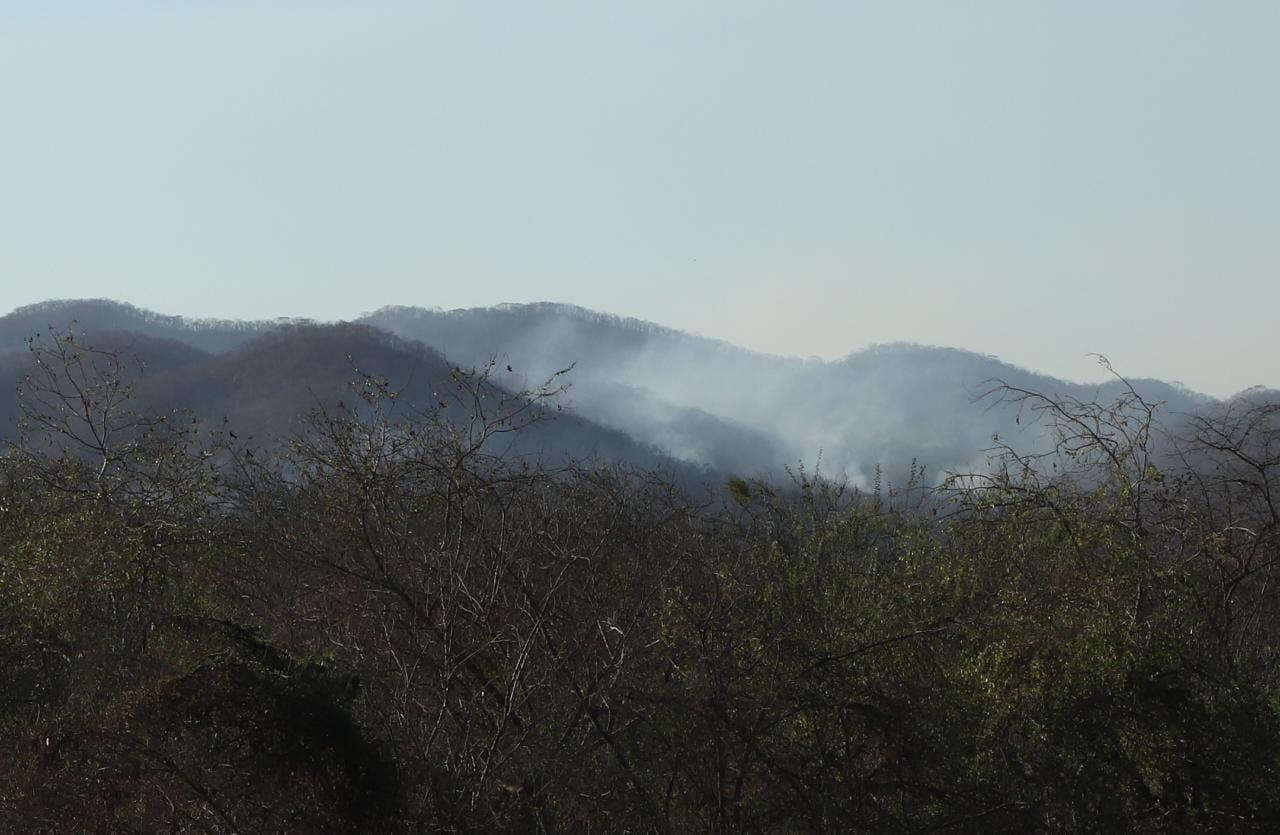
(0, 298, 1262, 486)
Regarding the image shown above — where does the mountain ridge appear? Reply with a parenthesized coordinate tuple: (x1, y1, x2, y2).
(4, 298, 1250, 398)
(1, 298, 1270, 485)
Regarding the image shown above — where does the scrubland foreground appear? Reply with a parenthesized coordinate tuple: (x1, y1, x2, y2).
(2, 333, 1279, 832)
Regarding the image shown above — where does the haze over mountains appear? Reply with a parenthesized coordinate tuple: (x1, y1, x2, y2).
(1, 298, 1262, 486)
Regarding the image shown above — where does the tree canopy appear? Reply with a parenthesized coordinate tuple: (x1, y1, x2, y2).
(2, 333, 1279, 832)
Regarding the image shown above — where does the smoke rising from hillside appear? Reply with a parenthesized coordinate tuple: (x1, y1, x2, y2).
(363, 304, 1219, 487)
(0, 300, 1247, 488)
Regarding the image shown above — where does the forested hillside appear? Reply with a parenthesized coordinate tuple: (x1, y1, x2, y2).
(3, 300, 1248, 486)
(0, 299, 271, 354)
(364, 303, 1232, 485)
(2, 325, 1279, 831)
(0, 311, 699, 485)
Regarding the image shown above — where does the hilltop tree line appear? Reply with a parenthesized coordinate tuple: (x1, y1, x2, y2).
(6, 298, 1242, 490)
(1, 332, 1279, 832)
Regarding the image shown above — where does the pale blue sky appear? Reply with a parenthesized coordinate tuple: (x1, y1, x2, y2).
(2, 2, 1276, 396)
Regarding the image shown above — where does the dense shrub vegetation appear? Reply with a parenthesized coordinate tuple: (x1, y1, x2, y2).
(2, 334, 1278, 832)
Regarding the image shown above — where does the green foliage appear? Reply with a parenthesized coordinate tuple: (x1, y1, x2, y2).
(2, 332, 1279, 831)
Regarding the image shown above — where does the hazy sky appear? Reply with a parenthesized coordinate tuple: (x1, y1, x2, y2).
(2, 2, 1276, 396)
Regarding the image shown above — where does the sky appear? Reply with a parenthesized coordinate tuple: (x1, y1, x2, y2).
(1, 1, 1276, 397)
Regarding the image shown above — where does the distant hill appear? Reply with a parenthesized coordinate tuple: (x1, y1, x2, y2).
(361, 303, 1221, 483)
(0, 313, 699, 483)
(0, 299, 276, 354)
(1, 299, 1263, 485)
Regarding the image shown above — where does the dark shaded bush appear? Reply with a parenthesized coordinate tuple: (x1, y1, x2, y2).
(7, 619, 396, 833)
